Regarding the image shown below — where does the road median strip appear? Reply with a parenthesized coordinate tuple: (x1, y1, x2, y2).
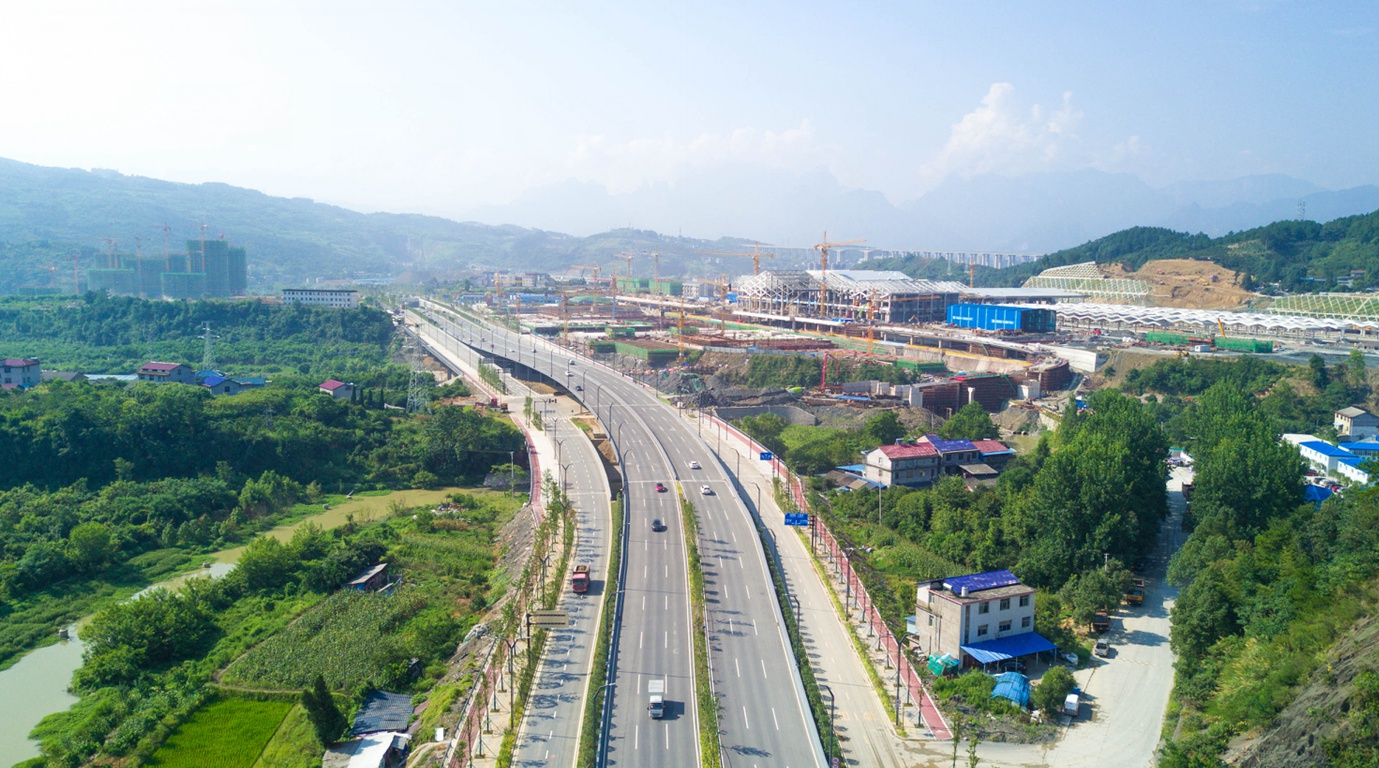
(680, 492, 722, 768)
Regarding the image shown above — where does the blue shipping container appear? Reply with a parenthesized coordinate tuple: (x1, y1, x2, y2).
(945, 303, 1056, 332)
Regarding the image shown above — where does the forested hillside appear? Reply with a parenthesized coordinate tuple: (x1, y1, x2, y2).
(870, 207, 1379, 293)
(0, 156, 750, 292)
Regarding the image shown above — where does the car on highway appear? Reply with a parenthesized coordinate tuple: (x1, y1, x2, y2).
(655, 482, 667, 493)
(568, 359, 576, 366)
(566, 370, 574, 377)
(1094, 638, 1111, 657)
(651, 518, 665, 532)
(700, 484, 713, 496)
(575, 385, 583, 392)
(689, 460, 701, 469)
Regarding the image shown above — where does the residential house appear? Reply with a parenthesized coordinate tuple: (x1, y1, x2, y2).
(914, 570, 1056, 668)
(347, 563, 390, 592)
(2, 358, 41, 389)
(200, 375, 242, 396)
(320, 379, 356, 399)
(863, 442, 940, 487)
(1335, 407, 1379, 440)
(137, 362, 196, 384)
(971, 439, 1016, 471)
(1337, 455, 1371, 486)
(918, 435, 981, 474)
(1298, 440, 1355, 474)
(41, 371, 87, 384)
(282, 288, 359, 308)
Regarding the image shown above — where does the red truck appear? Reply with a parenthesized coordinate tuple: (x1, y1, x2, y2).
(571, 565, 590, 594)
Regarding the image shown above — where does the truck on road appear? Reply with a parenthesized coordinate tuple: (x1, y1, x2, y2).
(1092, 610, 1111, 633)
(571, 565, 590, 594)
(647, 679, 665, 719)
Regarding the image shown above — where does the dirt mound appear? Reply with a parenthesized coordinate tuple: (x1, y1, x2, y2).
(1103, 258, 1259, 310)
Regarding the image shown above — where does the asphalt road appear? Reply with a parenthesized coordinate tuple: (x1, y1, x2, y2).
(424, 301, 824, 768)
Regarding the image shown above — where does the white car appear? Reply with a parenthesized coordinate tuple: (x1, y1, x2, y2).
(700, 485, 713, 496)
(689, 460, 701, 470)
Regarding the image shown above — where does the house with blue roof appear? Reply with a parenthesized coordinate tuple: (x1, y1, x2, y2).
(918, 435, 980, 473)
(914, 569, 1057, 669)
(200, 375, 242, 396)
(1297, 439, 1356, 474)
(1337, 454, 1371, 485)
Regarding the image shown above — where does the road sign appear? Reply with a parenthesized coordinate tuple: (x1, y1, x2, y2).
(528, 610, 570, 628)
(759, 452, 774, 460)
(784, 512, 809, 527)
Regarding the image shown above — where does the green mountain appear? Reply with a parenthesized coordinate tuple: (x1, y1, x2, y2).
(0, 156, 749, 294)
(870, 208, 1379, 293)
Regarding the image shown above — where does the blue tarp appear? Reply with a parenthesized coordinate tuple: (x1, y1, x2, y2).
(991, 671, 1030, 707)
(836, 465, 866, 473)
(944, 570, 1020, 594)
(961, 632, 1057, 665)
(1304, 484, 1334, 503)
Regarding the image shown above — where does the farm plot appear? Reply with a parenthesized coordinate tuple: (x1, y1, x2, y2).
(148, 697, 290, 767)
(223, 588, 422, 691)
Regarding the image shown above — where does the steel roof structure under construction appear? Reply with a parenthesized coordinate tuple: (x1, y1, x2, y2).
(1023, 302, 1379, 340)
(735, 269, 969, 323)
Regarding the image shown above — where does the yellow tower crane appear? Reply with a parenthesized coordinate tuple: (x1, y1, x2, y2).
(814, 231, 865, 319)
(695, 242, 777, 275)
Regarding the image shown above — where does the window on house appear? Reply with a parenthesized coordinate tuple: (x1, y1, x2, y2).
(978, 602, 990, 614)
(928, 615, 934, 626)
(977, 624, 988, 636)
(999, 598, 1010, 610)
(1019, 594, 1030, 608)
(999, 620, 1011, 632)
(1021, 616, 1031, 628)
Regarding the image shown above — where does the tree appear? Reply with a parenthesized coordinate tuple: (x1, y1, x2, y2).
(1349, 349, 1368, 392)
(1031, 664, 1076, 715)
(67, 522, 115, 573)
(939, 402, 998, 441)
(862, 411, 906, 446)
(1059, 563, 1133, 624)
(1310, 354, 1329, 389)
(302, 674, 346, 746)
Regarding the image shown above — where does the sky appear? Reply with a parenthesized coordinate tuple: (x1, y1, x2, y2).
(0, 0, 1375, 223)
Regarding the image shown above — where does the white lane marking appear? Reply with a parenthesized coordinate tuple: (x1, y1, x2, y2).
(772, 707, 780, 730)
(665, 723, 669, 749)
(664, 631, 668, 648)
(735, 658, 741, 677)
(665, 564, 668, 578)
(664, 594, 668, 610)
(634, 724, 640, 750)
(761, 658, 768, 678)
(731, 529, 737, 543)
(745, 584, 751, 600)
(639, 631, 644, 649)
(743, 706, 750, 730)
(642, 595, 646, 610)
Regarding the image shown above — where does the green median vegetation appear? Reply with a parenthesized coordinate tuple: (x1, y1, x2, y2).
(680, 492, 722, 768)
(578, 499, 621, 767)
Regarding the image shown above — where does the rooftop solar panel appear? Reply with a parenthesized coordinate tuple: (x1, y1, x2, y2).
(944, 569, 1021, 594)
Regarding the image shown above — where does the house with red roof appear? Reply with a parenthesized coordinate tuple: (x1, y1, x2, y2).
(137, 362, 196, 384)
(2, 358, 41, 389)
(864, 441, 941, 488)
(319, 379, 356, 399)
(971, 439, 1017, 471)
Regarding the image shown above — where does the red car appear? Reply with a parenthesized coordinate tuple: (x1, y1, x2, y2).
(655, 482, 667, 493)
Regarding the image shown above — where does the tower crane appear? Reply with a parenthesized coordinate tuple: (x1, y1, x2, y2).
(102, 238, 119, 269)
(156, 224, 173, 271)
(814, 231, 865, 318)
(695, 242, 776, 275)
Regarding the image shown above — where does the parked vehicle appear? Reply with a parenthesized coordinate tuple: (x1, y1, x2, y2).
(1124, 586, 1144, 606)
(1094, 638, 1111, 657)
(571, 565, 590, 594)
(1091, 610, 1111, 633)
(1063, 691, 1080, 717)
(648, 679, 666, 718)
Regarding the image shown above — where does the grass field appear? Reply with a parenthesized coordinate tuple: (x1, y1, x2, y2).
(148, 698, 291, 767)
(252, 704, 321, 768)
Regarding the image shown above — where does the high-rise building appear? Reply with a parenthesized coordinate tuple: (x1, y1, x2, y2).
(86, 235, 248, 299)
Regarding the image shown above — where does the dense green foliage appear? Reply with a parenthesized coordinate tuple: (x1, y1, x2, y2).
(0, 293, 395, 375)
(726, 353, 914, 389)
(736, 411, 911, 475)
(1154, 372, 1379, 766)
(1326, 669, 1379, 767)
(300, 675, 346, 747)
(875, 208, 1379, 293)
(930, 670, 1022, 718)
(1030, 665, 1076, 716)
(938, 401, 998, 440)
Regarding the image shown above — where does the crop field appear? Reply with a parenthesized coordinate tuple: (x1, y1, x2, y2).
(148, 698, 290, 767)
(222, 589, 422, 691)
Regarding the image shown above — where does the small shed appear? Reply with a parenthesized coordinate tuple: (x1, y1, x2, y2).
(351, 691, 414, 736)
(347, 563, 390, 592)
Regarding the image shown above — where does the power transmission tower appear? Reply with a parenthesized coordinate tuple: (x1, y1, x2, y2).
(200, 322, 220, 371)
(405, 338, 431, 415)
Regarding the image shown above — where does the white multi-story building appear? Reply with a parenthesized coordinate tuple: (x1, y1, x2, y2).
(1, 358, 41, 389)
(914, 570, 1056, 667)
(282, 288, 359, 308)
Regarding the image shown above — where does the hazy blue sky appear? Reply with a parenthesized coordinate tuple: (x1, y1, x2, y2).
(1, 0, 1375, 219)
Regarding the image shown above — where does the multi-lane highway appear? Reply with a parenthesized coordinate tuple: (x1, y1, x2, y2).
(419, 300, 825, 768)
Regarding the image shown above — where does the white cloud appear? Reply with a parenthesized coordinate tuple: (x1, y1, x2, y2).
(918, 83, 1086, 189)
(563, 120, 829, 194)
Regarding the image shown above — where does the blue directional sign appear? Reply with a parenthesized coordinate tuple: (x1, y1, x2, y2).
(759, 452, 774, 461)
(784, 512, 809, 527)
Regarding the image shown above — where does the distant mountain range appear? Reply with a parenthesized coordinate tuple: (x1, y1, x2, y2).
(1, 154, 1376, 295)
(466, 166, 1379, 254)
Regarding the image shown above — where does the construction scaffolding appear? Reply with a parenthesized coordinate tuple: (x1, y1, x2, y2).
(1022, 262, 1151, 302)
(734, 269, 966, 323)
(1266, 294, 1379, 322)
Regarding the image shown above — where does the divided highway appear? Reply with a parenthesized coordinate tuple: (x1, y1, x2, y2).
(420, 300, 825, 768)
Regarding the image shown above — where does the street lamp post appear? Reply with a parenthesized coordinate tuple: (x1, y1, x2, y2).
(843, 546, 857, 613)
(818, 683, 836, 768)
(561, 461, 574, 496)
(895, 631, 908, 727)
